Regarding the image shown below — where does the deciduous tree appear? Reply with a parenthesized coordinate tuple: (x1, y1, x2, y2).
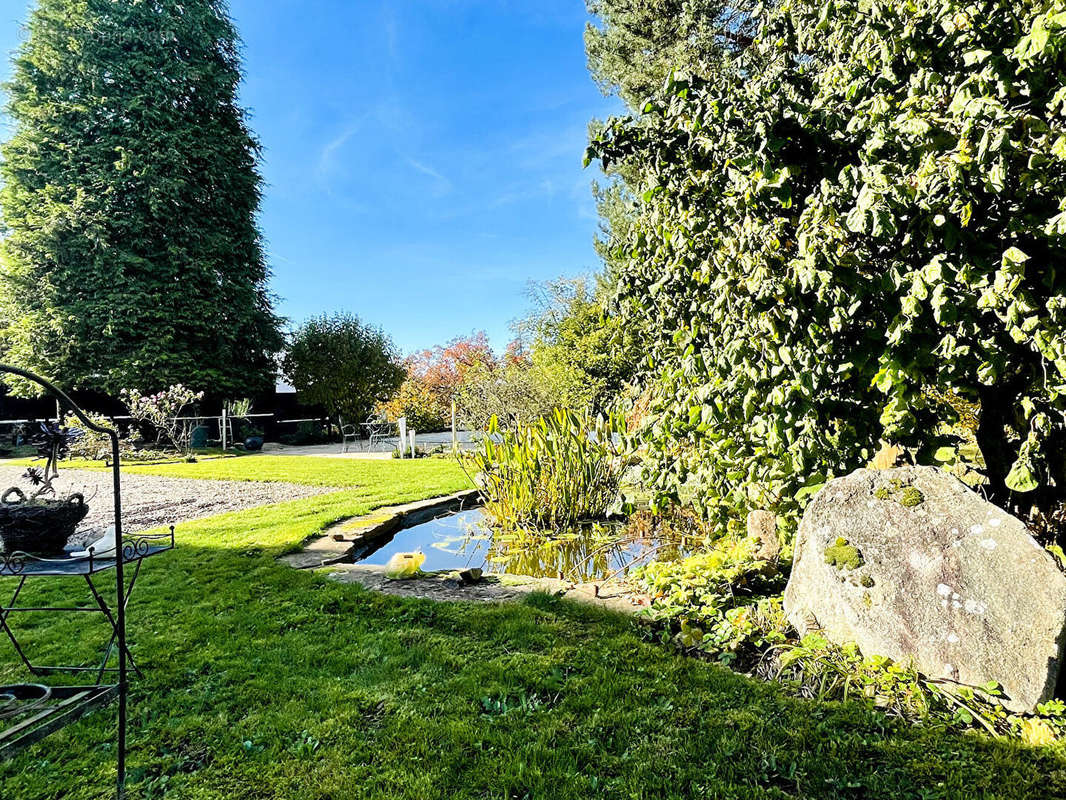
(282, 313, 404, 425)
(380, 332, 494, 431)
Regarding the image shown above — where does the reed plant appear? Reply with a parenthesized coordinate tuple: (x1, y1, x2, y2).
(468, 408, 628, 532)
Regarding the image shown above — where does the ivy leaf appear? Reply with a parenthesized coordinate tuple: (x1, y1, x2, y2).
(963, 49, 992, 66)
(1005, 460, 1040, 493)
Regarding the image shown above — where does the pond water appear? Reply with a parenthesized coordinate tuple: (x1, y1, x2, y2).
(353, 508, 697, 582)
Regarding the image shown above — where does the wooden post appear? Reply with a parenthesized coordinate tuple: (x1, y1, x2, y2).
(451, 401, 458, 454)
(397, 417, 407, 458)
(409, 429, 417, 458)
(221, 407, 228, 451)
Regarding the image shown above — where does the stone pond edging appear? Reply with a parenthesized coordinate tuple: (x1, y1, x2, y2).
(278, 490, 648, 614)
(280, 489, 484, 570)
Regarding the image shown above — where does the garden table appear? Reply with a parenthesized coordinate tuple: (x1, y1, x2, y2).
(0, 529, 175, 687)
(0, 362, 169, 799)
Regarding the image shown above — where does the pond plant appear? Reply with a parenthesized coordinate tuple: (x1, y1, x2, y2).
(467, 408, 629, 533)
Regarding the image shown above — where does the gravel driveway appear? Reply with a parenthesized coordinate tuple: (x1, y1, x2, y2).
(0, 466, 341, 545)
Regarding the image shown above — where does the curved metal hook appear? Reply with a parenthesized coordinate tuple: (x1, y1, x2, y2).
(0, 363, 118, 442)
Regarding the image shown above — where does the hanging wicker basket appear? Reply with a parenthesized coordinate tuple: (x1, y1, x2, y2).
(0, 488, 88, 556)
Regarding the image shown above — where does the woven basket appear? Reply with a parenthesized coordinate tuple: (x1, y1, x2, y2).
(0, 488, 88, 556)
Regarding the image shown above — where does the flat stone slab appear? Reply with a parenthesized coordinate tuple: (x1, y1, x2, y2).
(324, 562, 648, 613)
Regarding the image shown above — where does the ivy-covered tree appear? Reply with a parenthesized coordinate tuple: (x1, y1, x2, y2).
(281, 313, 405, 426)
(585, 0, 755, 108)
(588, 0, 1066, 524)
(585, 0, 758, 352)
(0, 0, 283, 397)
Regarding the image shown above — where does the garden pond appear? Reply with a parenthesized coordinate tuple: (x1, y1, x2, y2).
(353, 507, 701, 582)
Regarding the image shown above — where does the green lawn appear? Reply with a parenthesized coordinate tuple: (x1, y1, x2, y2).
(5, 453, 471, 491)
(0, 458, 1062, 799)
(119, 453, 474, 490)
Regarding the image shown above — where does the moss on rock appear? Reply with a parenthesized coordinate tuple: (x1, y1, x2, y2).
(825, 537, 864, 570)
(900, 487, 924, 507)
(874, 481, 924, 508)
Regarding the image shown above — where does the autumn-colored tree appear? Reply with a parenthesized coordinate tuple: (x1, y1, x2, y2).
(380, 333, 494, 430)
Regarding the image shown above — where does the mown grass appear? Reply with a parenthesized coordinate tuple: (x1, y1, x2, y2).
(115, 453, 472, 490)
(0, 459, 1062, 799)
(3, 453, 472, 491)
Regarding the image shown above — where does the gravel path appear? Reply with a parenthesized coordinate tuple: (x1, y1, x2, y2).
(0, 466, 341, 545)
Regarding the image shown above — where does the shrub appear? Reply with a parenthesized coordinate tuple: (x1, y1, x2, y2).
(63, 412, 116, 462)
(455, 353, 589, 433)
(60, 411, 170, 464)
(514, 277, 644, 415)
(281, 313, 405, 426)
(382, 378, 449, 432)
(121, 384, 204, 456)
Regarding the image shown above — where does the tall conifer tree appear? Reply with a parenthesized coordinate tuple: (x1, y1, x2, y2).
(0, 0, 282, 396)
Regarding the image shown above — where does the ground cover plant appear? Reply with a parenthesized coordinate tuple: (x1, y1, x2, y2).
(0, 457, 1062, 799)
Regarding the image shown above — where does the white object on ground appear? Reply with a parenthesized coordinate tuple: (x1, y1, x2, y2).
(71, 525, 117, 558)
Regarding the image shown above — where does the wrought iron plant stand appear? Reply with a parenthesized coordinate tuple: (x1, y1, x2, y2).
(0, 365, 175, 798)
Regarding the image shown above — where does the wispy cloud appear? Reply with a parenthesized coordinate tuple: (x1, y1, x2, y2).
(406, 157, 452, 195)
(383, 7, 399, 62)
(490, 179, 557, 209)
(317, 121, 363, 177)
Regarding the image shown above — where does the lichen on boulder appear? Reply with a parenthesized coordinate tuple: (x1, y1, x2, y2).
(899, 487, 924, 507)
(784, 465, 1066, 712)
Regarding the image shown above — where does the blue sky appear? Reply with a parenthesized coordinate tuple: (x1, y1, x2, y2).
(0, 0, 621, 354)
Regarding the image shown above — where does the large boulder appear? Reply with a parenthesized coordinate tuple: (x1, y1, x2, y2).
(784, 466, 1066, 712)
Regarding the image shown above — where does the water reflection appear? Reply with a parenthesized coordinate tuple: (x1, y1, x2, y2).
(355, 508, 701, 582)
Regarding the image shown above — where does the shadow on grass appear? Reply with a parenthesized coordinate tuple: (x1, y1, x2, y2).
(0, 535, 1063, 800)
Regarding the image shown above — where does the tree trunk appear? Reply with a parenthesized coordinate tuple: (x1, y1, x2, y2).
(977, 385, 1066, 519)
(975, 385, 1018, 511)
